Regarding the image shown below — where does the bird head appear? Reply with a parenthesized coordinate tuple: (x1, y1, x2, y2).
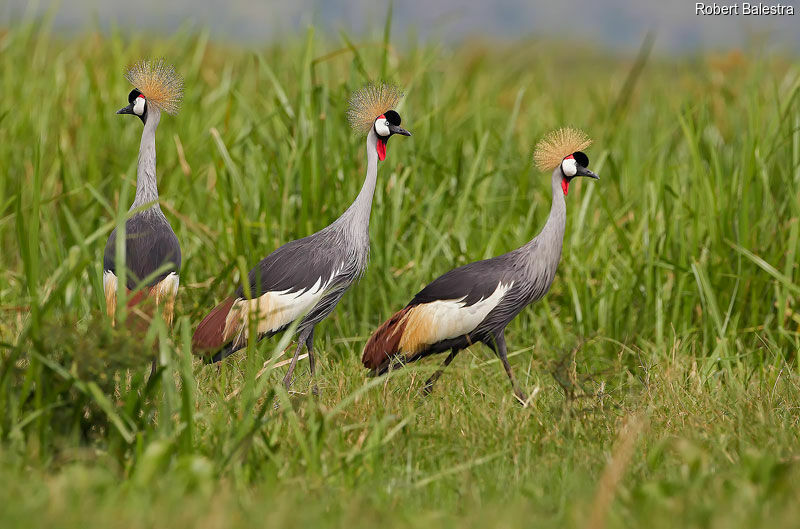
(559, 151, 599, 196)
(347, 83, 411, 161)
(116, 59, 183, 124)
(534, 127, 598, 196)
(372, 110, 411, 161)
(117, 88, 148, 123)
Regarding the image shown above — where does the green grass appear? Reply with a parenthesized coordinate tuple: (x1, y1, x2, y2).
(1, 16, 800, 529)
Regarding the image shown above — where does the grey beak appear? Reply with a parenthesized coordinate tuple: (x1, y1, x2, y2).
(576, 166, 599, 179)
(389, 124, 411, 137)
(116, 104, 134, 115)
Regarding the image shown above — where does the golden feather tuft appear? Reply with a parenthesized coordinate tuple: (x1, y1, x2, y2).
(346, 83, 403, 133)
(124, 59, 184, 116)
(533, 127, 593, 171)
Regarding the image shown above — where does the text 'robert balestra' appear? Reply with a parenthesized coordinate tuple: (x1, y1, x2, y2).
(696, 3, 795, 15)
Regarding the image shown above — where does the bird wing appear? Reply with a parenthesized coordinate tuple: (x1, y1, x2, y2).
(387, 257, 515, 353)
(103, 214, 181, 291)
(235, 234, 346, 299)
(408, 256, 513, 308)
(215, 234, 352, 347)
(363, 258, 515, 371)
(222, 276, 334, 347)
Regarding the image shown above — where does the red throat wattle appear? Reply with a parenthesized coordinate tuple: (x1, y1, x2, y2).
(376, 138, 386, 161)
(561, 178, 569, 196)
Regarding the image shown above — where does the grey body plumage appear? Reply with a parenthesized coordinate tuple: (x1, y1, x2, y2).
(103, 210, 181, 289)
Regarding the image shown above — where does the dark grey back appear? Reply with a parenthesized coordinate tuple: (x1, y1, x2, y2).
(103, 209, 181, 290)
(408, 252, 518, 308)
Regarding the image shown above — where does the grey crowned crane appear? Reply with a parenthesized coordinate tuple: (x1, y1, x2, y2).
(103, 60, 183, 344)
(192, 84, 411, 391)
(362, 128, 599, 402)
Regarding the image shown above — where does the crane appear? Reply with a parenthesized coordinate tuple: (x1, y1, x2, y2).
(361, 128, 598, 402)
(103, 59, 183, 372)
(192, 83, 411, 393)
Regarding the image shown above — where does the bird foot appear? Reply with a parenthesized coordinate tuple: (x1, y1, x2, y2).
(149, 358, 158, 379)
(513, 389, 529, 406)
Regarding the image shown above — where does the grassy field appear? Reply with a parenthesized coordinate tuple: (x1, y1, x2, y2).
(1, 17, 800, 528)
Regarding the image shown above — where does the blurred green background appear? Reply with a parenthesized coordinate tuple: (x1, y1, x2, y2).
(1, 3, 799, 528)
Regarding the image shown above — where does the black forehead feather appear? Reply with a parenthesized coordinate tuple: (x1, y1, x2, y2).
(573, 151, 589, 167)
(128, 88, 142, 104)
(384, 110, 401, 126)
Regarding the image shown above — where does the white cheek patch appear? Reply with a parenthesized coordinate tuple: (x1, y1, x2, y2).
(374, 118, 390, 137)
(561, 158, 577, 177)
(133, 97, 146, 116)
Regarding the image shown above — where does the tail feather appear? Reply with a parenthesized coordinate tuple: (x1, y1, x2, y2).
(113, 288, 169, 334)
(126, 290, 147, 307)
(192, 297, 236, 356)
(362, 306, 412, 374)
(207, 341, 237, 364)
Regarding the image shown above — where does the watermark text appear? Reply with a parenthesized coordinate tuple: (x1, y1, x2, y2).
(695, 3, 795, 15)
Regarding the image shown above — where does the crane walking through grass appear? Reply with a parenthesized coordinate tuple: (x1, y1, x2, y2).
(362, 128, 599, 402)
(192, 83, 411, 392)
(103, 60, 183, 372)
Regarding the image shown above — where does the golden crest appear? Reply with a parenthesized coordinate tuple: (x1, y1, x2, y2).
(533, 127, 593, 171)
(347, 83, 403, 133)
(125, 59, 184, 115)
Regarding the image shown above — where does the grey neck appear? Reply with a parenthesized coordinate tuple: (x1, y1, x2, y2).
(335, 128, 379, 237)
(522, 167, 567, 262)
(130, 107, 162, 211)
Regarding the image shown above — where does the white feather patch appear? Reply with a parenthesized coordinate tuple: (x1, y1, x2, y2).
(224, 266, 343, 347)
(103, 270, 117, 319)
(398, 282, 513, 353)
(152, 272, 180, 326)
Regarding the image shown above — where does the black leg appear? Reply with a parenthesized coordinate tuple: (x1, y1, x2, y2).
(282, 335, 307, 390)
(305, 328, 319, 396)
(422, 348, 459, 396)
(487, 332, 528, 404)
(149, 357, 158, 379)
